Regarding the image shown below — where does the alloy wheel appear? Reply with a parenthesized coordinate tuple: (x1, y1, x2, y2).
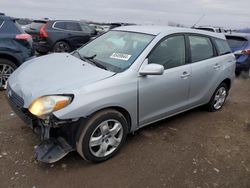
(89, 119, 123, 158)
(54, 42, 70, 53)
(213, 87, 227, 110)
(0, 63, 14, 89)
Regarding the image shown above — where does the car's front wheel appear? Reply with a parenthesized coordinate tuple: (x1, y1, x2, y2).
(206, 83, 228, 112)
(76, 109, 128, 163)
(0, 58, 17, 90)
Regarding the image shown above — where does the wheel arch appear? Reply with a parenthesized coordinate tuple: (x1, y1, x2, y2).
(86, 106, 132, 133)
(0, 52, 21, 67)
(221, 78, 231, 91)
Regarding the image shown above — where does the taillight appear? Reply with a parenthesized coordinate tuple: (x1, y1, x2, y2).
(16, 33, 32, 40)
(242, 49, 250, 55)
(235, 49, 250, 55)
(40, 23, 48, 38)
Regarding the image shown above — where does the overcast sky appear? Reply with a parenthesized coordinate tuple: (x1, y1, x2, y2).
(1, 0, 250, 29)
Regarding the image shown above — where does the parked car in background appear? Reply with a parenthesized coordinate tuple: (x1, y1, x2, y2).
(237, 28, 250, 33)
(7, 26, 235, 163)
(226, 33, 250, 76)
(195, 26, 226, 33)
(0, 13, 34, 90)
(25, 20, 96, 55)
(89, 23, 105, 35)
(15, 18, 33, 30)
(98, 23, 135, 33)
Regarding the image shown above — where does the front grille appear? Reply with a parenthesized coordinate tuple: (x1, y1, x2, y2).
(6, 84, 24, 108)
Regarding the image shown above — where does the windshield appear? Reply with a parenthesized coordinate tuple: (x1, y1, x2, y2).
(76, 30, 155, 72)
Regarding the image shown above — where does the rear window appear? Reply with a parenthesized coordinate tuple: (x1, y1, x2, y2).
(189, 35, 214, 63)
(214, 39, 231, 55)
(0, 20, 4, 28)
(16, 19, 32, 25)
(29, 22, 44, 30)
(0, 19, 21, 34)
(226, 36, 248, 49)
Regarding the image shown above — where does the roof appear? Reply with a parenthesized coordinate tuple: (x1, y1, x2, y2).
(114, 25, 226, 39)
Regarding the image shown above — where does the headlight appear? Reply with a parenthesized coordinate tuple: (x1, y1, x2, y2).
(28, 95, 73, 117)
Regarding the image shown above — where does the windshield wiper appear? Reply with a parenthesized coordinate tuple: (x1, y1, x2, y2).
(73, 51, 108, 70)
(73, 50, 85, 61)
(83, 55, 108, 70)
(83, 54, 97, 59)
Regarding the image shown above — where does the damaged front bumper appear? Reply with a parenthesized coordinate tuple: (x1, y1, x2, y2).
(6, 86, 81, 163)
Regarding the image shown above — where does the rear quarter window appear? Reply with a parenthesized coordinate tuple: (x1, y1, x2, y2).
(80, 22, 92, 33)
(214, 38, 231, 55)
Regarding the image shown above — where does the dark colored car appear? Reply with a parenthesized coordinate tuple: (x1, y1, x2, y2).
(226, 34, 250, 76)
(15, 18, 33, 30)
(25, 20, 96, 54)
(0, 13, 34, 89)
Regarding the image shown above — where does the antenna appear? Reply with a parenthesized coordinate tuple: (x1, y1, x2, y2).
(192, 14, 205, 28)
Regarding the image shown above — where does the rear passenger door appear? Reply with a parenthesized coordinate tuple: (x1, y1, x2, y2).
(187, 34, 222, 106)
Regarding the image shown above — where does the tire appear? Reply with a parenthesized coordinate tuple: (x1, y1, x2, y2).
(0, 58, 17, 90)
(76, 109, 128, 163)
(206, 83, 228, 112)
(53, 41, 71, 53)
(240, 69, 250, 79)
(36, 49, 48, 56)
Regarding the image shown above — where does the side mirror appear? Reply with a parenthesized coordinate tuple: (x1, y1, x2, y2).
(139, 61, 164, 76)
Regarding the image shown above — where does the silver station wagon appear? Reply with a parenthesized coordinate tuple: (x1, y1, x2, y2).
(6, 26, 236, 163)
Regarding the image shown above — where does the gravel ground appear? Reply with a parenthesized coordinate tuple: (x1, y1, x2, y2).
(0, 78, 250, 188)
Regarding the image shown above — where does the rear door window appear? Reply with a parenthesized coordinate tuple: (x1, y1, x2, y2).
(65, 22, 81, 31)
(214, 38, 231, 55)
(189, 35, 214, 63)
(226, 36, 248, 49)
(54, 21, 66, 30)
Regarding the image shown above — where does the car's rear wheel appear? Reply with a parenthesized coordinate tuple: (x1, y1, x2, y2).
(53, 41, 71, 53)
(206, 83, 228, 112)
(36, 49, 48, 55)
(240, 69, 250, 79)
(76, 109, 128, 163)
(0, 58, 17, 90)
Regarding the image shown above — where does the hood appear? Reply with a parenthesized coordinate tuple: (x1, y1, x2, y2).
(8, 53, 115, 107)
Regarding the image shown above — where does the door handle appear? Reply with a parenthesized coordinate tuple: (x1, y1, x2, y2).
(213, 64, 221, 69)
(180, 72, 191, 79)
